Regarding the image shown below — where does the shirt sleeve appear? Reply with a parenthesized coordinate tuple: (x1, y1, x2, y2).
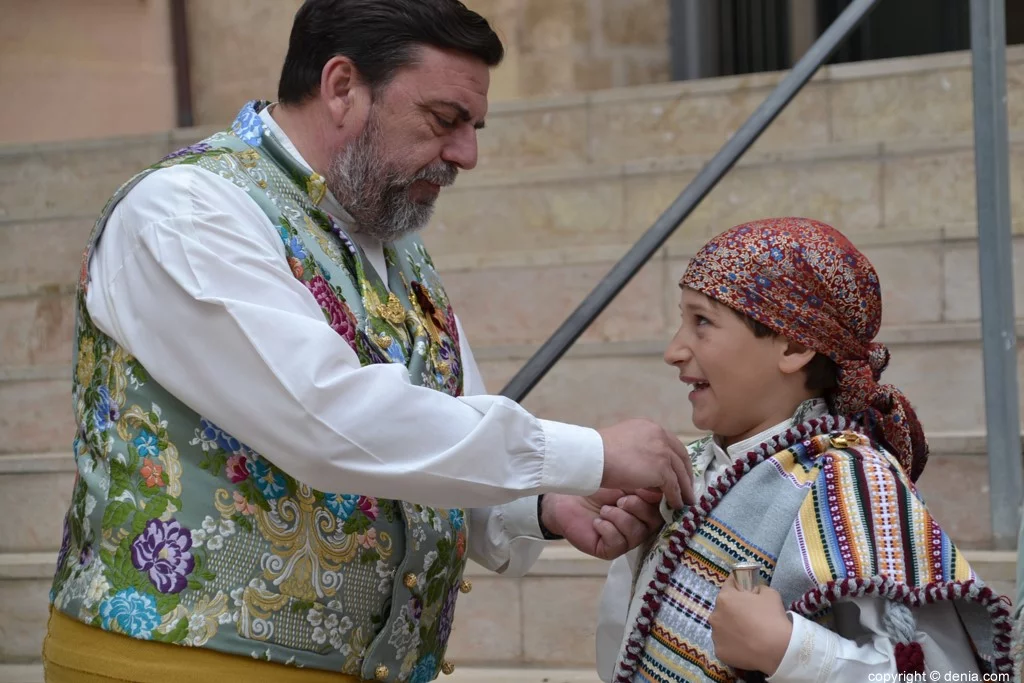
(457, 314, 563, 575)
(767, 597, 981, 683)
(596, 552, 640, 682)
(85, 164, 605, 509)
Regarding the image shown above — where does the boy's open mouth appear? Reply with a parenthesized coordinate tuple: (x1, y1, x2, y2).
(681, 376, 710, 398)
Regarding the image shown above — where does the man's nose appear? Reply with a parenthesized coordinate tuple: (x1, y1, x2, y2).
(441, 127, 478, 171)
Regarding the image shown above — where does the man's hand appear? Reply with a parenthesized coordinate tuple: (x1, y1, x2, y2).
(540, 489, 664, 561)
(598, 419, 695, 509)
(709, 573, 792, 675)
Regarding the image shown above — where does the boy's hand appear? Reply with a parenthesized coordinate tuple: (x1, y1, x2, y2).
(710, 573, 792, 675)
(542, 489, 663, 560)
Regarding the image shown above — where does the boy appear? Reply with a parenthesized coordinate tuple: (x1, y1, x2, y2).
(604, 218, 1012, 682)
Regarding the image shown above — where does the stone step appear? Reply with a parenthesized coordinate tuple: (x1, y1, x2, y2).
(4, 132, 1024, 266)
(2, 546, 1014, 670)
(2, 317, 1022, 461)
(0, 417, 1014, 556)
(467, 46, 1024, 171)
(1, 48, 1021, 229)
(0, 554, 51, 665)
(0, 664, 45, 683)
(0, 664, 602, 683)
(0, 454, 74, 555)
(429, 135, 1024, 260)
(3, 224, 1022, 370)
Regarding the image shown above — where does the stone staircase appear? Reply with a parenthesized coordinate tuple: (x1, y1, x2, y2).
(2, 47, 1023, 680)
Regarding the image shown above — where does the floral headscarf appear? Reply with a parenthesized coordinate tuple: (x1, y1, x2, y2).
(681, 217, 928, 480)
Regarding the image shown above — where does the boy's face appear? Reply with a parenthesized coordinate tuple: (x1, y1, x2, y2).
(665, 288, 798, 445)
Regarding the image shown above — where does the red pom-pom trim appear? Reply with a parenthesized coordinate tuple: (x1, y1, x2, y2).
(894, 642, 925, 674)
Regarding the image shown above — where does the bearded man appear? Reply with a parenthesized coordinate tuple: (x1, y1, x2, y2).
(42, 1, 695, 682)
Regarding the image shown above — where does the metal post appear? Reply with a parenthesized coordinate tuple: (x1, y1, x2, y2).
(970, 0, 1022, 549)
(670, 0, 720, 81)
(170, 0, 194, 128)
(501, 0, 882, 402)
(789, 0, 818, 64)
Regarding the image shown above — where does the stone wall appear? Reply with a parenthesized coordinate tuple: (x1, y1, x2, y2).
(0, 0, 177, 145)
(0, 0, 672, 144)
(188, 0, 672, 122)
(463, 0, 671, 101)
(185, 0, 304, 126)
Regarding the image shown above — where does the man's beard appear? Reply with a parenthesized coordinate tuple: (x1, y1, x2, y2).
(326, 113, 458, 243)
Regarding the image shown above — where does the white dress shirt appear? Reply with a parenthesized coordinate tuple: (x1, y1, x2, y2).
(84, 106, 605, 577)
(596, 407, 980, 682)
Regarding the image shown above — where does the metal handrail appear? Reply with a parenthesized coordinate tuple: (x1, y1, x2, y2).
(500, 0, 883, 402)
(970, 0, 1021, 550)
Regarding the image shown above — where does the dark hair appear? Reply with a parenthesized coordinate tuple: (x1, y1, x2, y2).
(278, 0, 505, 104)
(738, 313, 839, 394)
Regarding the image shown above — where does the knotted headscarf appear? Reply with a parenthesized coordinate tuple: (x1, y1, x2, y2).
(681, 217, 928, 480)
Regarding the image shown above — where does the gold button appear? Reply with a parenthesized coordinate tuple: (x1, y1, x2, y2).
(830, 434, 850, 449)
(403, 572, 417, 589)
(441, 661, 455, 675)
(459, 579, 472, 594)
(374, 664, 389, 680)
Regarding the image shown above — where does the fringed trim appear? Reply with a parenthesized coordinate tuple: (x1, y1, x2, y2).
(883, 601, 925, 674)
(789, 577, 1014, 674)
(612, 416, 854, 682)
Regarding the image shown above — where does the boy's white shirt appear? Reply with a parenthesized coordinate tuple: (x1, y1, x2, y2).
(596, 400, 980, 683)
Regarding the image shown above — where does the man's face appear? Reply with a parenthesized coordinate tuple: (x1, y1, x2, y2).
(327, 45, 490, 242)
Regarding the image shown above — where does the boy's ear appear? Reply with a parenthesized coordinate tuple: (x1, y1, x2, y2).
(778, 339, 817, 375)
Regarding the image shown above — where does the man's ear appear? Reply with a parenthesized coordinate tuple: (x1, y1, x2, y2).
(778, 339, 817, 376)
(320, 55, 370, 128)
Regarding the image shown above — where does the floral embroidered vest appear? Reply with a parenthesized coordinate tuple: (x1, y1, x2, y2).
(50, 102, 469, 683)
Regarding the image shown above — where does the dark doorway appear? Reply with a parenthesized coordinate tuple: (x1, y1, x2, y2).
(670, 0, 1024, 80)
(819, 0, 1023, 65)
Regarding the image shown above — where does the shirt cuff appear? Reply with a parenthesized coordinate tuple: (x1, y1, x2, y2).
(499, 495, 546, 540)
(538, 419, 604, 495)
(767, 612, 839, 683)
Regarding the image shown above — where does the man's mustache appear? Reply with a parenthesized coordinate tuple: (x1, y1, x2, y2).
(412, 160, 458, 188)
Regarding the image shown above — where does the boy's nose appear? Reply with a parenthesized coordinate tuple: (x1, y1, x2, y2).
(663, 337, 692, 367)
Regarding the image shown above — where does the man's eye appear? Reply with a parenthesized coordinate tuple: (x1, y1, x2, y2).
(434, 114, 457, 130)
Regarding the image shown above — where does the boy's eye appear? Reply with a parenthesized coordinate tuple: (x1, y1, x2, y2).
(434, 114, 457, 130)
(695, 315, 710, 326)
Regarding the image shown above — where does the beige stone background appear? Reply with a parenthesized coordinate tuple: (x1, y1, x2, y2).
(2, 1, 1023, 681)
(0, 0, 670, 145)
(0, 0, 178, 144)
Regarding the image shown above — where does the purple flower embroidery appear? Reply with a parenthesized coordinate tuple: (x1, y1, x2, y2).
(436, 585, 459, 644)
(93, 385, 120, 432)
(130, 518, 195, 594)
(161, 142, 212, 162)
(408, 595, 423, 622)
(56, 516, 72, 569)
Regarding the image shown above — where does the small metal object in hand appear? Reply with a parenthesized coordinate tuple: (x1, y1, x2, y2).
(731, 561, 761, 591)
